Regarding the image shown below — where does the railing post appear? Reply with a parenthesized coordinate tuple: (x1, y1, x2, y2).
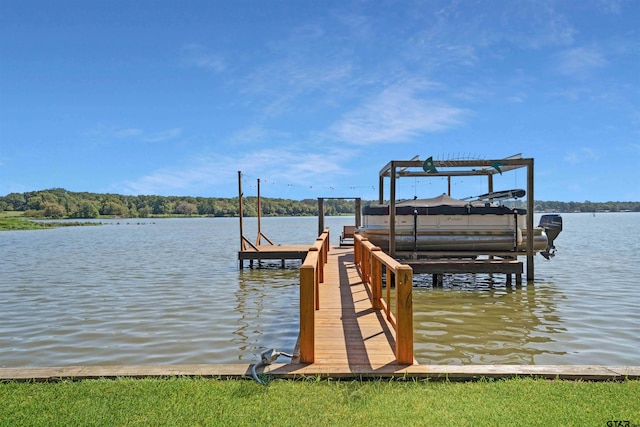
(307, 246, 321, 311)
(371, 248, 383, 310)
(299, 263, 315, 363)
(315, 239, 324, 284)
(395, 265, 413, 364)
(354, 236, 362, 265)
(320, 229, 329, 257)
(362, 245, 371, 285)
(325, 228, 330, 253)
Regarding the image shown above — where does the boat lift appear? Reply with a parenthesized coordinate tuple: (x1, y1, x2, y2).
(377, 154, 539, 282)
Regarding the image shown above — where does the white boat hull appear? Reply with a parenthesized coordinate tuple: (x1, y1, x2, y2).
(358, 194, 550, 253)
(357, 225, 548, 252)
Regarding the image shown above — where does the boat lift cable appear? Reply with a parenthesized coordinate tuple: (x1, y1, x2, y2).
(251, 349, 294, 385)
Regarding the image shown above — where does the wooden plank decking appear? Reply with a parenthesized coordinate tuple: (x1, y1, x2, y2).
(238, 244, 310, 259)
(238, 244, 310, 268)
(294, 245, 412, 370)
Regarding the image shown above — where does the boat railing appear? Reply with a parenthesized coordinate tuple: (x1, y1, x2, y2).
(298, 228, 330, 364)
(354, 233, 414, 364)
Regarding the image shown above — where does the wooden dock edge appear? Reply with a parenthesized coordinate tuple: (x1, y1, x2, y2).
(1, 364, 638, 382)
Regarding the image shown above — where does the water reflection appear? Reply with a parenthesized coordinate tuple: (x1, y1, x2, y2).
(234, 267, 300, 361)
(412, 273, 568, 364)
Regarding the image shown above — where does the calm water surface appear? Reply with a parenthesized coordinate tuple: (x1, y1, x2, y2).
(412, 212, 640, 365)
(1, 214, 638, 367)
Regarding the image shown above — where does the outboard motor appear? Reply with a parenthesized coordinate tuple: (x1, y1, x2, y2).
(539, 214, 562, 259)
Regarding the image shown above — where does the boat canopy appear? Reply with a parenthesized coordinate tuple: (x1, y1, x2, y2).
(363, 193, 525, 216)
(397, 193, 485, 208)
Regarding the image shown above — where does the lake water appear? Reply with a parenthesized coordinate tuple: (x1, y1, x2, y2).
(1, 213, 638, 367)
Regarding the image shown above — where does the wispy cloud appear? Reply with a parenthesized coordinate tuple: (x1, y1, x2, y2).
(524, 3, 577, 48)
(564, 147, 599, 165)
(335, 12, 373, 40)
(598, 0, 624, 15)
(122, 154, 227, 195)
(507, 92, 527, 103)
(239, 148, 352, 187)
(181, 44, 226, 72)
(87, 126, 182, 143)
(212, 16, 364, 119)
(238, 52, 354, 118)
(120, 145, 358, 196)
(402, 0, 577, 67)
(331, 81, 466, 144)
(143, 128, 182, 143)
(114, 128, 143, 138)
(556, 47, 607, 77)
(225, 124, 292, 148)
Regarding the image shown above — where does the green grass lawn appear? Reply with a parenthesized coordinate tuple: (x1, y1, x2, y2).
(0, 217, 101, 231)
(1, 377, 638, 426)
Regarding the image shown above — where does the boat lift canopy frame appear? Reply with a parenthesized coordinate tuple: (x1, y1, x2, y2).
(377, 156, 536, 282)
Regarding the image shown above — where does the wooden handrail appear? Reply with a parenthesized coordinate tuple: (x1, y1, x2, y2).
(354, 234, 413, 364)
(298, 228, 330, 364)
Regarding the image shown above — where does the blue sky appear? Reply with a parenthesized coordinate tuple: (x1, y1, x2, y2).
(1, 0, 638, 202)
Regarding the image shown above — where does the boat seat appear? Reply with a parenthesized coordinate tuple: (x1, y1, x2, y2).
(339, 225, 356, 247)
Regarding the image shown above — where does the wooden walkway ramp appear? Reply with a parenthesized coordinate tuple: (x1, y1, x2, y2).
(289, 245, 414, 374)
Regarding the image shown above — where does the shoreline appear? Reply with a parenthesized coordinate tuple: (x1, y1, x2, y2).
(2, 363, 639, 382)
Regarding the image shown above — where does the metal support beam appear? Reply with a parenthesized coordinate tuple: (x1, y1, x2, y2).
(389, 161, 397, 257)
(526, 158, 534, 282)
(238, 171, 244, 251)
(317, 198, 325, 237)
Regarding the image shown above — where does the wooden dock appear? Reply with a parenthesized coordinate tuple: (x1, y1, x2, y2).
(405, 257, 523, 286)
(238, 244, 310, 268)
(293, 245, 407, 369)
(237, 171, 320, 269)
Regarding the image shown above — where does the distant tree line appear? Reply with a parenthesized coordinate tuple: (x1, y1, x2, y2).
(0, 188, 356, 219)
(511, 200, 640, 213)
(1, 189, 638, 219)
